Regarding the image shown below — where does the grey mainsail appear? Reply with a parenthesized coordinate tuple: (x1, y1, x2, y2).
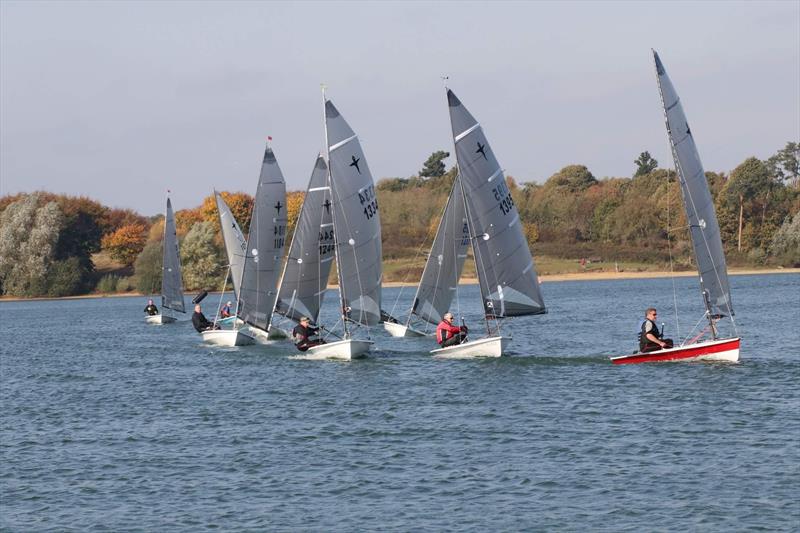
(325, 99, 382, 326)
(274, 155, 335, 325)
(215, 191, 247, 300)
(238, 144, 288, 332)
(411, 174, 470, 325)
(653, 50, 733, 317)
(447, 89, 545, 317)
(161, 196, 185, 313)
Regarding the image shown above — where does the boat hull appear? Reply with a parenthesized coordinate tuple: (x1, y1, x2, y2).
(145, 314, 175, 325)
(383, 321, 427, 337)
(430, 336, 508, 358)
(304, 339, 373, 360)
(610, 337, 740, 365)
(200, 329, 256, 347)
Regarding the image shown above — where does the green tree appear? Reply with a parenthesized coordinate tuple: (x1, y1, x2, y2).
(181, 221, 223, 291)
(419, 151, 450, 178)
(771, 211, 800, 266)
(134, 240, 163, 294)
(634, 151, 658, 176)
(722, 157, 775, 250)
(0, 194, 64, 296)
(766, 141, 799, 186)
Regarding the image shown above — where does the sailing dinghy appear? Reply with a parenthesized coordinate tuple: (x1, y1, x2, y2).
(146, 195, 186, 324)
(201, 143, 287, 346)
(610, 51, 740, 364)
(303, 95, 382, 360)
(272, 155, 336, 336)
(384, 174, 470, 338)
(430, 89, 546, 358)
(211, 190, 247, 327)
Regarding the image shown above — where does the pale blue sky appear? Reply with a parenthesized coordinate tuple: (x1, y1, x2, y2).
(1, 0, 798, 214)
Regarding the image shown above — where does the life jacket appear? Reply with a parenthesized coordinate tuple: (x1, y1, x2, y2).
(436, 321, 461, 344)
(638, 319, 661, 350)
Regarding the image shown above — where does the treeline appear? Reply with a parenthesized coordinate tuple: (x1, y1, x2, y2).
(0, 142, 797, 298)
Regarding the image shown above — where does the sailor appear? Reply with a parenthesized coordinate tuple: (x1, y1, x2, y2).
(639, 308, 674, 352)
(191, 304, 217, 332)
(436, 312, 468, 348)
(292, 316, 325, 351)
(220, 301, 233, 318)
(144, 299, 159, 316)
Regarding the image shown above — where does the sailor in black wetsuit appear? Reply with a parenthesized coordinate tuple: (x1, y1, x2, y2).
(639, 307, 674, 352)
(144, 299, 159, 316)
(292, 316, 325, 351)
(191, 304, 216, 332)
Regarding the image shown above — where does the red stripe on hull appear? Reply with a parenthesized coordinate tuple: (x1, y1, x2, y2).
(611, 338, 740, 365)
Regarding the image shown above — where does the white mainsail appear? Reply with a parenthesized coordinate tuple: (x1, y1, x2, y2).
(214, 191, 247, 301)
(238, 144, 288, 333)
(410, 174, 470, 326)
(447, 89, 545, 319)
(274, 155, 335, 325)
(653, 50, 734, 319)
(324, 98, 383, 328)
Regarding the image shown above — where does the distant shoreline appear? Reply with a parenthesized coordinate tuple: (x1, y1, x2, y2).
(1, 267, 797, 302)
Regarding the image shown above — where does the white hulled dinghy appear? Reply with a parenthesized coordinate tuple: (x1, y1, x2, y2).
(146, 195, 186, 324)
(430, 89, 546, 358)
(304, 94, 383, 360)
(610, 51, 740, 365)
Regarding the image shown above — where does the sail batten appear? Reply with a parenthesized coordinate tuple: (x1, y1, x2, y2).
(161, 197, 185, 313)
(275, 156, 335, 325)
(237, 144, 287, 332)
(653, 50, 734, 317)
(447, 89, 545, 318)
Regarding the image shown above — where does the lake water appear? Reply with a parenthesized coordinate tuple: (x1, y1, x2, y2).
(1, 274, 798, 531)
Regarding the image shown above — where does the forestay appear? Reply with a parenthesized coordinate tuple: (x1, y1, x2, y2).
(447, 89, 545, 318)
(215, 191, 247, 300)
(238, 145, 288, 332)
(161, 197, 185, 313)
(411, 175, 469, 325)
(654, 50, 733, 317)
(325, 99, 383, 327)
(274, 155, 335, 325)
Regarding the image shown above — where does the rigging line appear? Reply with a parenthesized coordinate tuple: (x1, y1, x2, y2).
(214, 265, 232, 328)
(682, 312, 709, 347)
(655, 61, 736, 337)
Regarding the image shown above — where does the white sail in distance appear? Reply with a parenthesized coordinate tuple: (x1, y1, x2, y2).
(161, 196, 185, 313)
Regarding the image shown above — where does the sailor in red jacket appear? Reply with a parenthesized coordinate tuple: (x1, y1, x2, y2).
(436, 312, 468, 348)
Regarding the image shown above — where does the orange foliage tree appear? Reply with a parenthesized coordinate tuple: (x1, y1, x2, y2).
(286, 191, 305, 236)
(101, 223, 148, 266)
(200, 191, 254, 234)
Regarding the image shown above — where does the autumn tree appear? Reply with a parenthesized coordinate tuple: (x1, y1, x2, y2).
(634, 151, 658, 176)
(766, 141, 799, 187)
(101, 223, 148, 266)
(200, 191, 254, 235)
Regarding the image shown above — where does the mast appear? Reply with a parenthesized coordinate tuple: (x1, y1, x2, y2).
(322, 85, 350, 339)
